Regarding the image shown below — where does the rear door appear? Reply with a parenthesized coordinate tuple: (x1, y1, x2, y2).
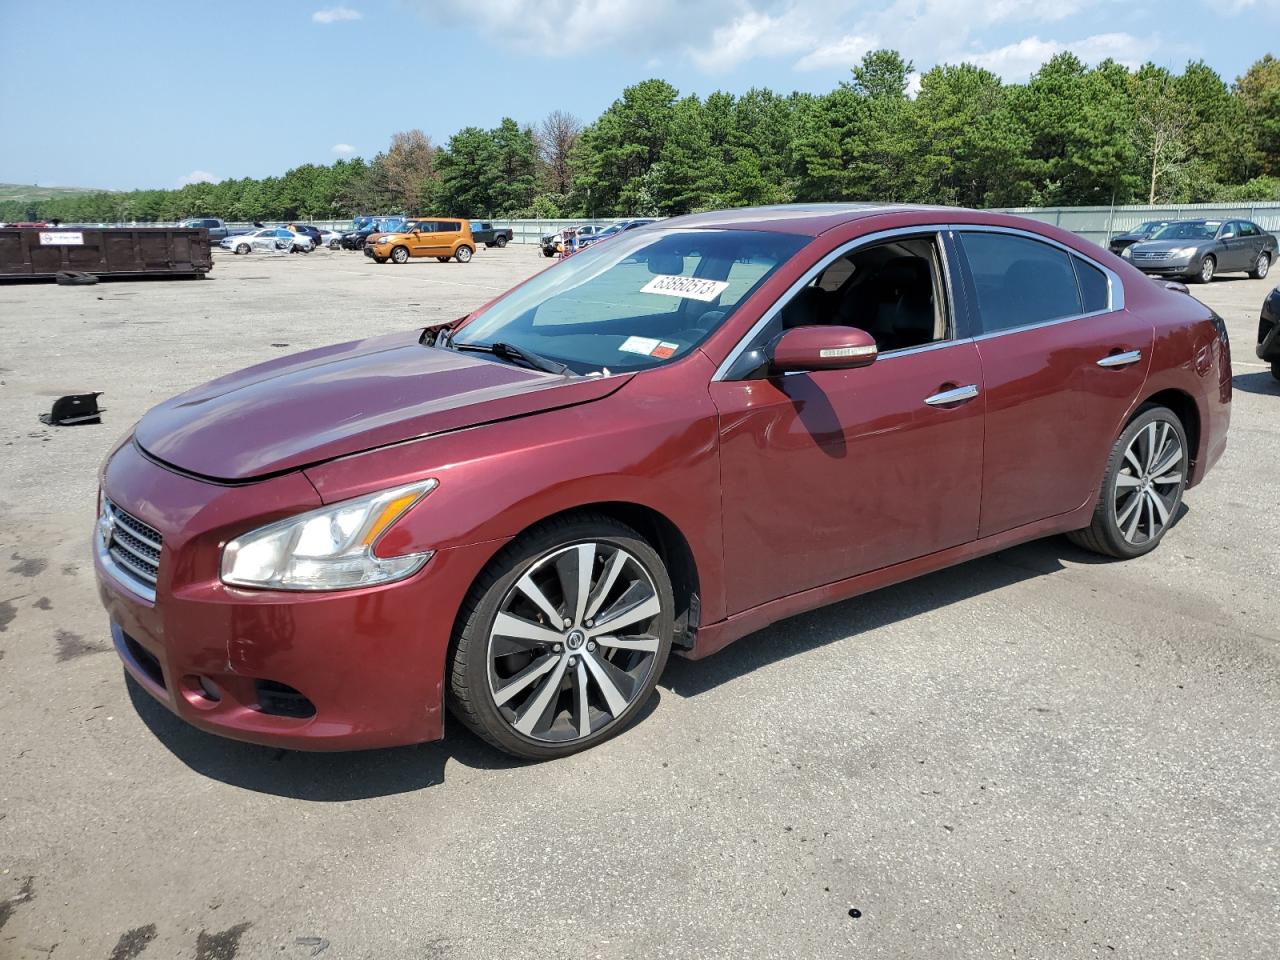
(1217, 221, 1248, 271)
(954, 228, 1152, 538)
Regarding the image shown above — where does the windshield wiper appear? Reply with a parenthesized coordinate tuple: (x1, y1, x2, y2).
(453, 340, 570, 376)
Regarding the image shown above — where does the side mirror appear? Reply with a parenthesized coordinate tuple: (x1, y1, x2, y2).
(770, 325, 878, 373)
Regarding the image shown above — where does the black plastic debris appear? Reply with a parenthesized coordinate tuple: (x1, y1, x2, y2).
(39, 392, 104, 426)
(54, 270, 99, 286)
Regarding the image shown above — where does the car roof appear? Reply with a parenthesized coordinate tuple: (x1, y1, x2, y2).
(658, 202, 966, 235)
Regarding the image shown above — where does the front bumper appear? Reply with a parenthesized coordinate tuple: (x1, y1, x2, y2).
(95, 440, 496, 751)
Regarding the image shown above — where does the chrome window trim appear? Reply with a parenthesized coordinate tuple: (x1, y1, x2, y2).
(713, 226, 959, 382)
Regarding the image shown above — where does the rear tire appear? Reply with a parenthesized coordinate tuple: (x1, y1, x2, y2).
(436, 256, 450, 263)
(1250, 253, 1270, 280)
(1271, 360, 1280, 382)
(1195, 255, 1216, 283)
(448, 514, 674, 760)
(454, 245, 473, 263)
(1067, 404, 1188, 559)
(495, 235, 508, 248)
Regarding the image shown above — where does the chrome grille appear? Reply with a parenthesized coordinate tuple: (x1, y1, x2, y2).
(102, 499, 162, 590)
(1132, 251, 1173, 262)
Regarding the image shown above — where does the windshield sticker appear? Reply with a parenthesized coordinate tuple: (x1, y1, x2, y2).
(619, 336, 680, 359)
(641, 274, 730, 302)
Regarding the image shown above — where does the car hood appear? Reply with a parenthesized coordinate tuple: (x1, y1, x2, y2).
(1129, 239, 1208, 253)
(134, 330, 630, 481)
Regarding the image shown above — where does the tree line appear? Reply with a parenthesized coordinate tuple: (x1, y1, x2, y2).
(6, 49, 1280, 225)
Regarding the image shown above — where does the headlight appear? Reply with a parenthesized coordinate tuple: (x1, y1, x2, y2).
(221, 479, 437, 591)
(1172, 247, 1197, 258)
(1121, 246, 1132, 258)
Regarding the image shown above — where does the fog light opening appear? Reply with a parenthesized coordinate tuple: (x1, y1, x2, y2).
(254, 679, 316, 719)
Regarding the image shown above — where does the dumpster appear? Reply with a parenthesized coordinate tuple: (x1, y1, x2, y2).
(0, 227, 213, 280)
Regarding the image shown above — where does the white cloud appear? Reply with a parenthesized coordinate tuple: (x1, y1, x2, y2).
(178, 170, 219, 186)
(331, 143, 355, 156)
(689, 10, 815, 72)
(794, 33, 877, 72)
(313, 6, 361, 24)
(423, 0, 1164, 78)
(965, 31, 1157, 80)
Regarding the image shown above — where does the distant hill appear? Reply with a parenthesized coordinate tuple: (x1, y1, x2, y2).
(0, 182, 104, 202)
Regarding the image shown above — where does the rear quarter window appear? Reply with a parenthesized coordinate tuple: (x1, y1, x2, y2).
(1073, 256, 1111, 314)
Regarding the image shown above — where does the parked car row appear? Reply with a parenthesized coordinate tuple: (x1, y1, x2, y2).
(1114, 218, 1276, 283)
(539, 219, 660, 258)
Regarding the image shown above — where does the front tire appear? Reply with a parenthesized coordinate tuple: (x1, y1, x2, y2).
(448, 515, 674, 760)
(1067, 405, 1188, 559)
(454, 245, 473, 263)
(1271, 360, 1280, 382)
(235, 243, 250, 255)
(373, 256, 388, 264)
(1195, 255, 1216, 284)
(1250, 253, 1270, 280)
(391, 245, 410, 264)
(543, 248, 555, 258)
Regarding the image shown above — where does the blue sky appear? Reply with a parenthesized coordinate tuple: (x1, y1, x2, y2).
(1, 0, 1275, 191)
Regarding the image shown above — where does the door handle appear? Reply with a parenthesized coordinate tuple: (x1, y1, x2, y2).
(924, 384, 979, 406)
(1097, 349, 1142, 368)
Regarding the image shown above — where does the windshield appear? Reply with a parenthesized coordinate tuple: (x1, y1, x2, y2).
(1136, 221, 1165, 233)
(1153, 221, 1221, 241)
(453, 227, 808, 375)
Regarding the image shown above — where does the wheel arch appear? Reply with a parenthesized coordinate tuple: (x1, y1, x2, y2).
(1134, 387, 1201, 481)
(480, 500, 702, 650)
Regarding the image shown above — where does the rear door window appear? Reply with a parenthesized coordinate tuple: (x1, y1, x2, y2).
(958, 232, 1083, 334)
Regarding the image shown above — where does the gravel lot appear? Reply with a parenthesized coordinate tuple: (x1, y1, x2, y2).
(1, 244, 1277, 960)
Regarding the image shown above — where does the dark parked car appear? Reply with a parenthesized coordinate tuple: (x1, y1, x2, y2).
(287, 224, 323, 250)
(95, 204, 1230, 760)
(577, 217, 658, 250)
(340, 216, 407, 250)
(177, 218, 248, 244)
(1258, 283, 1280, 380)
(471, 221, 513, 248)
(1108, 220, 1171, 255)
(1122, 218, 1276, 283)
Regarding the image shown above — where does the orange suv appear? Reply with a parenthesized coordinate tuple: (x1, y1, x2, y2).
(365, 218, 475, 264)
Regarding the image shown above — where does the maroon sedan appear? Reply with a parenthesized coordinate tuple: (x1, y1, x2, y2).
(95, 204, 1231, 759)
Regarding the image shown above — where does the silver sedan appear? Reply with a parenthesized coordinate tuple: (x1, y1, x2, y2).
(1121, 218, 1277, 283)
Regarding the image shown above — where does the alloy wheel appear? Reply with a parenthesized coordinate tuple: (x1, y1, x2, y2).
(1200, 257, 1215, 283)
(1112, 420, 1184, 546)
(1257, 254, 1270, 279)
(486, 542, 663, 744)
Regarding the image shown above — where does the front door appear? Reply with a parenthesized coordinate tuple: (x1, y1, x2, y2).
(954, 229, 1153, 537)
(711, 230, 984, 615)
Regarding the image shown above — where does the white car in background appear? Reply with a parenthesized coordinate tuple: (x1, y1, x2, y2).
(220, 228, 313, 254)
(319, 229, 343, 249)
